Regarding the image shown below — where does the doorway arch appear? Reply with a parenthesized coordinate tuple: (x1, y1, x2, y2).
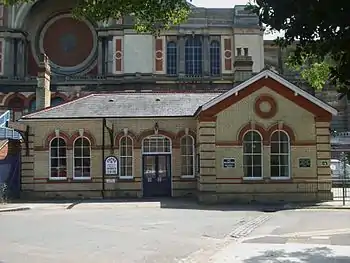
(142, 135, 172, 197)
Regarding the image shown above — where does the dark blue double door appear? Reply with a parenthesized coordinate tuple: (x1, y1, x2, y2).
(143, 155, 171, 197)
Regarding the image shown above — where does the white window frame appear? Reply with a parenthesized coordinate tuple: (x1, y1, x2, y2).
(119, 135, 134, 179)
(270, 130, 291, 180)
(73, 136, 91, 180)
(142, 135, 172, 155)
(242, 130, 263, 180)
(49, 137, 68, 180)
(180, 135, 195, 178)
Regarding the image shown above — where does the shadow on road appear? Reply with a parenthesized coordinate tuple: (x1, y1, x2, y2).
(5, 197, 338, 212)
(244, 246, 350, 263)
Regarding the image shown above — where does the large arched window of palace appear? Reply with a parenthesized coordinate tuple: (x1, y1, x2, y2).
(180, 135, 195, 178)
(243, 131, 263, 179)
(119, 136, 133, 179)
(49, 137, 67, 179)
(73, 137, 91, 179)
(166, 41, 177, 75)
(210, 40, 221, 76)
(270, 131, 290, 178)
(185, 36, 202, 76)
(7, 96, 25, 121)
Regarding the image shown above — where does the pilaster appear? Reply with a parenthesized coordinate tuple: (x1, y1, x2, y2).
(202, 35, 209, 76)
(197, 120, 217, 203)
(315, 121, 331, 181)
(178, 35, 185, 75)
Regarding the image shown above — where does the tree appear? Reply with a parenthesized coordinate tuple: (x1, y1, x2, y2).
(1, 0, 191, 33)
(248, 0, 350, 97)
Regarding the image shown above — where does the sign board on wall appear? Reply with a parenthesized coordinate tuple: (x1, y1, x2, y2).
(105, 156, 119, 175)
(222, 158, 235, 168)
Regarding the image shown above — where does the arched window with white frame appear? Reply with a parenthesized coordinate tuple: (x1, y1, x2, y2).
(119, 136, 133, 179)
(270, 131, 290, 178)
(49, 137, 67, 179)
(180, 135, 195, 178)
(243, 130, 263, 179)
(73, 137, 91, 179)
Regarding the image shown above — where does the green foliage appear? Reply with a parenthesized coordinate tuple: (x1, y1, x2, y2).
(286, 54, 332, 90)
(248, 0, 350, 96)
(1, 0, 191, 34)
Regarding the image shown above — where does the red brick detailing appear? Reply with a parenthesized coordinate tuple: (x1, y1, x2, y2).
(254, 94, 277, 119)
(224, 38, 232, 71)
(51, 92, 68, 102)
(114, 38, 123, 72)
(176, 129, 197, 142)
(4, 93, 26, 108)
(70, 130, 96, 146)
(45, 131, 70, 149)
(237, 122, 268, 145)
(42, 16, 94, 67)
(199, 77, 332, 122)
(155, 38, 163, 72)
(267, 123, 296, 143)
(115, 130, 137, 148)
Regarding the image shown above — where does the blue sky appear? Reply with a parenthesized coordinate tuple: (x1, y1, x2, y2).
(190, 0, 284, 40)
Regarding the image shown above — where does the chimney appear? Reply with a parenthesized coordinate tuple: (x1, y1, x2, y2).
(36, 53, 51, 110)
(234, 47, 253, 82)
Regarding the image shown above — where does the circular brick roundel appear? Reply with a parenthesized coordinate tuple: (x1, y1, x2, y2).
(41, 15, 95, 68)
(254, 95, 277, 119)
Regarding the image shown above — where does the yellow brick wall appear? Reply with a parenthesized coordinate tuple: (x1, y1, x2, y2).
(216, 87, 316, 141)
(26, 117, 197, 198)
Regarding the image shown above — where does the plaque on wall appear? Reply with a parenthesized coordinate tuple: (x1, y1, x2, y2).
(105, 156, 119, 175)
(222, 158, 236, 168)
(299, 158, 311, 168)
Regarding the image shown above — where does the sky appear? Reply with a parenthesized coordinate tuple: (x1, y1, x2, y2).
(190, 0, 284, 40)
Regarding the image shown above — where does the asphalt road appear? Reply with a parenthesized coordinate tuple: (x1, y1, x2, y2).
(1, 206, 350, 263)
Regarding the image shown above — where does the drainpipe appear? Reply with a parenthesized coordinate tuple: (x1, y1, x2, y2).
(102, 118, 106, 199)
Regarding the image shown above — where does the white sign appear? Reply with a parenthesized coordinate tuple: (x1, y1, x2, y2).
(105, 156, 119, 175)
(105, 178, 116, 183)
(222, 158, 235, 168)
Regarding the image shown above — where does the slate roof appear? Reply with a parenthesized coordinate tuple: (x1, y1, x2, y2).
(21, 93, 221, 119)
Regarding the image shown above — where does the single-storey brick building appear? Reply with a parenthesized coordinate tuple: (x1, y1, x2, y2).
(19, 69, 337, 203)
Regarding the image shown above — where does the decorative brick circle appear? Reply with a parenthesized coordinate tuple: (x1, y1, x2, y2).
(224, 50, 232, 59)
(115, 51, 122, 59)
(254, 95, 277, 119)
(39, 13, 97, 74)
(155, 50, 163, 60)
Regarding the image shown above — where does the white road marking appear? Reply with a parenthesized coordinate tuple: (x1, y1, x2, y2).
(310, 236, 330, 240)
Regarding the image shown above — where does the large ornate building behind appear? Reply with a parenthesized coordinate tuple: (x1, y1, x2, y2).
(0, 1, 265, 121)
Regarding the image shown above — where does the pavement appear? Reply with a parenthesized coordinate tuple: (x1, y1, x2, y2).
(1, 199, 350, 213)
(1, 202, 350, 262)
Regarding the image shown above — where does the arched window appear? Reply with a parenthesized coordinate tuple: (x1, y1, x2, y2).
(51, 97, 65, 107)
(73, 137, 91, 179)
(210, 40, 221, 76)
(243, 131, 263, 179)
(180, 135, 195, 178)
(185, 36, 202, 76)
(270, 131, 290, 178)
(119, 136, 133, 179)
(28, 98, 36, 113)
(166, 42, 177, 75)
(49, 137, 67, 179)
(7, 96, 25, 121)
